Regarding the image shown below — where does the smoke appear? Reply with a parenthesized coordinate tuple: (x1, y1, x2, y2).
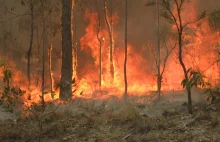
(0, 0, 220, 98)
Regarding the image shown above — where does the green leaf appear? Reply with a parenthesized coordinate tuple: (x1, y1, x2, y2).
(161, 11, 174, 24)
(198, 11, 206, 19)
(0, 59, 5, 68)
(181, 79, 187, 88)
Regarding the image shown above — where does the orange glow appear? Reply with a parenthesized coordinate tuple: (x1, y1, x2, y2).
(0, 1, 220, 107)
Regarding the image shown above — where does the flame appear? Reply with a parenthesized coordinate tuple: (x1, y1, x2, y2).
(0, 1, 220, 107)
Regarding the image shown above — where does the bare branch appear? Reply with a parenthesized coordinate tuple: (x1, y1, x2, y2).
(161, 37, 176, 76)
(0, 13, 30, 25)
(149, 43, 159, 68)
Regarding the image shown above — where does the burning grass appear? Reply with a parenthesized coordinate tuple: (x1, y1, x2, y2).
(1, 0, 220, 141)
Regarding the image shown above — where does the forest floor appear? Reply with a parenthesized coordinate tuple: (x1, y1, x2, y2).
(0, 90, 220, 142)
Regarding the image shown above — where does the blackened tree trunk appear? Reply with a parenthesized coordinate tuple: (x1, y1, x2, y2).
(156, 0, 161, 100)
(49, 11, 54, 98)
(27, 1, 34, 99)
(124, 0, 128, 100)
(41, 0, 46, 108)
(73, 1, 78, 81)
(95, 1, 102, 90)
(60, 0, 73, 100)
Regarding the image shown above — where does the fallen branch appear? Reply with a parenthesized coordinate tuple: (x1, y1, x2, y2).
(184, 113, 201, 127)
(123, 132, 133, 140)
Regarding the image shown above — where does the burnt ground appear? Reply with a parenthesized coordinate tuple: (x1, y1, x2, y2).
(0, 91, 220, 142)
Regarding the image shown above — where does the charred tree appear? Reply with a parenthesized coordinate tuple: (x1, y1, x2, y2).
(27, 0, 34, 99)
(155, 0, 161, 100)
(124, 0, 128, 100)
(72, 1, 78, 81)
(104, 0, 114, 82)
(48, 43, 54, 98)
(95, 1, 102, 90)
(60, 0, 73, 100)
(48, 11, 54, 98)
(40, 0, 46, 108)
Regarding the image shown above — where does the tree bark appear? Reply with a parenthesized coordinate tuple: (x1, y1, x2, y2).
(95, 1, 102, 90)
(60, 0, 73, 100)
(156, 0, 161, 100)
(104, 0, 114, 82)
(160, 0, 193, 114)
(49, 8, 54, 99)
(176, 2, 193, 114)
(124, 0, 128, 100)
(41, 0, 46, 108)
(27, 1, 34, 99)
(73, 2, 77, 81)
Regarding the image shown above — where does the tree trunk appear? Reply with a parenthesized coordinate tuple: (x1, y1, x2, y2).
(49, 10, 54, 99)
(104, 0, 114, 82)
(124, 0, 128, 100)
(41, 0, 46, 108)
(27, 1, 34, 99)
(179, 42, 193, 114)
(95, 2, 102, 90)
(176, 4, 193, 114)
(178, 32, 193, 114)
(60, 0, 73, 100)
(73, 2, 77, 81)
(48, 43, 53, 98)
(156, 0, 161, 100)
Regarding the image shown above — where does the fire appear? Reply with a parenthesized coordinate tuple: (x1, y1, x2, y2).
(0, 1, 220, 107)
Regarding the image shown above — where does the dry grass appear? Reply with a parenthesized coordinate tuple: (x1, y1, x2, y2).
(0, 98, 220, 142)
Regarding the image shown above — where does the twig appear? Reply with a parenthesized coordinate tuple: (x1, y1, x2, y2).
(184, 113, 201, 127)
(40, 104, 60, 119)
(123, 132, 133, 140)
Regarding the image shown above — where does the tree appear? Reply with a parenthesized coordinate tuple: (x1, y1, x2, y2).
(72, 1, 78, 82)
(27, 0, 34, 99)
(48, 4, 54, 98)
(156, 0, 161, 100)
(124, 0, 128, 100)
(93, 0, 102, 90)
(104, 0, 114, 82)
(146, 0, 208, 114)
(60, 0, 73, 100)
(150, 36, 176, 100)
(40, 0, 46, 107)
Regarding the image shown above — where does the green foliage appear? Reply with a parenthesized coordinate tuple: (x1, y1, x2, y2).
(208, 9, 220, 30)
(0, 59, 5, 68)
(0, 59, 26, 113)
(161, 11, 174, 24)
(161, 0, 171, 10)
(204, 86, 220, 104)
(198, 11, 207, 20)
(181, 68, 207, 90)
(180, 67, 220, 104)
